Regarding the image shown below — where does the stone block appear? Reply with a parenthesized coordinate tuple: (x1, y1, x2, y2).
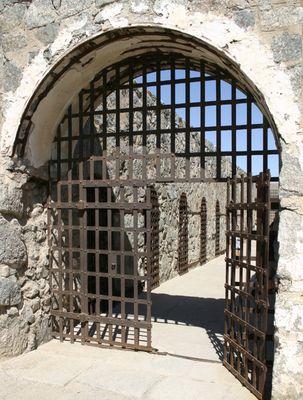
(7, 307, 19, 317)
(233, 9, 255, 29)
(3, 60, 22, 92)
(22, 281, 39, 299)
(0, 314, 28, 356)
(2, 34, 27, 53)
(130, 0, 150, 14)
(0, 217, 27, 267)
(259, 6, 303, 31)
(0, 174, 24, 218)
(0, 276, 21, 306)
(57, 0, 95, 17)
(271, 32, 302, 63)
(29, 298, 40, 313)
(288, 63, 303, 99)
(0, 3, 27, 32)
(21, 305, 35, 324)
(280, 144, 303, 195)
(272, 334, 303, 399)
(25, 0, 55, 29)
(35, 23, 59, 45)
(0, 264, 14, 278)
(277, 212, 303, 285)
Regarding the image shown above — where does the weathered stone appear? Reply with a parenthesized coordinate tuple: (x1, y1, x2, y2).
(7, 307, 19, 317)
(0, 3, 27, 32)
(3, 61, 22, 92)
(130, 0, 150, 13)
(0, 264, 16, 278)
(25, 0, 56, 29)
(277, 209, 303, 287)
(35, 23, 59, 45)
(95, 0, 115, 8)
(29, 298, 40, 313)
(271, 32, 302, 63)
(22, 281, 39, 299)
(21, 305, 35, 324)
(272, 296, 303, 399)
(0, 314, 28, 356)
(2, 34, 27, 53)
(34, 314, 51, 346)
(0, 276, 21, 306)
(280, 145, 303, 195)
(94, 2, 123, 23)
(29, 50, 40, 63)
(0, 173, 24, 218)
(56, 0, 95, 17)
(288, 63, 303, 99)
(259, 6, 303, 31)
(258, 0, 272, 11)
(153, 0, 184, 16)
(0, 217, 27, 267)
(233, 9, 255, 28)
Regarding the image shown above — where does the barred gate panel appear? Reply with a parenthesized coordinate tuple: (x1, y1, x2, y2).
(224, 171, 271, 399)
(49, 183, 152, 351)
(150, 188, 160, 289)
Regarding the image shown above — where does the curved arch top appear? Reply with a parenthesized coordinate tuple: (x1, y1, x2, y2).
(11, 26, 281, 168)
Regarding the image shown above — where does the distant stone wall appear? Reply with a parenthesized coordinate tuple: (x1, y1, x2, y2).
(155, 181, 226, 283)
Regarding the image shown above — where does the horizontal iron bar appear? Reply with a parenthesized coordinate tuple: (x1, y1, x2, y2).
(224, 309, 266, 338)
(51, 310, 152, 328)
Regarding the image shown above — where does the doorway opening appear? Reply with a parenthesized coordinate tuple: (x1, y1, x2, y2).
(46, 52, 280, 399)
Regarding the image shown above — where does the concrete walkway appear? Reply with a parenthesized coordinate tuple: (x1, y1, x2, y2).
(0, 255, 254, 400)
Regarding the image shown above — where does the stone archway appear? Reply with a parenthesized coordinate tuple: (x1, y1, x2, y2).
(0, 7, 297, 398)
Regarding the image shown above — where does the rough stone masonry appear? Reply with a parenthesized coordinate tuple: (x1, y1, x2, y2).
(0, 1, 302, 399)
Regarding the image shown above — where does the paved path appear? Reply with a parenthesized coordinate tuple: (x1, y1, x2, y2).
(0, 256, 254, 400)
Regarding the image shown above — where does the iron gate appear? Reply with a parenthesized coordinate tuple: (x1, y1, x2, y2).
(49, 182, 152, 350)
(47, 52, 280, 355)
(224, 171, 271, 399)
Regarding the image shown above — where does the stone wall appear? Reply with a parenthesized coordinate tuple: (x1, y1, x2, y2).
(155, 181, 226, 283)
(0, 1, 302, 398)
(0, 162, 50, 356)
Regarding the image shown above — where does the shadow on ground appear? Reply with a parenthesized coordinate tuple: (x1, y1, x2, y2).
(137, 293, 225, 360)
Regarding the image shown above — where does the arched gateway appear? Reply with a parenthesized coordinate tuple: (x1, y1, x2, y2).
(12, 29, 280, 400)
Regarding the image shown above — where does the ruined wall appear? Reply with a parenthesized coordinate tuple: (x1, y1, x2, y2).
(0, 1, 302, 398)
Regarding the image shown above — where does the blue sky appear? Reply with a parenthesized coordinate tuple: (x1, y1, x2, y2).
(135, 69, 279, 177)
